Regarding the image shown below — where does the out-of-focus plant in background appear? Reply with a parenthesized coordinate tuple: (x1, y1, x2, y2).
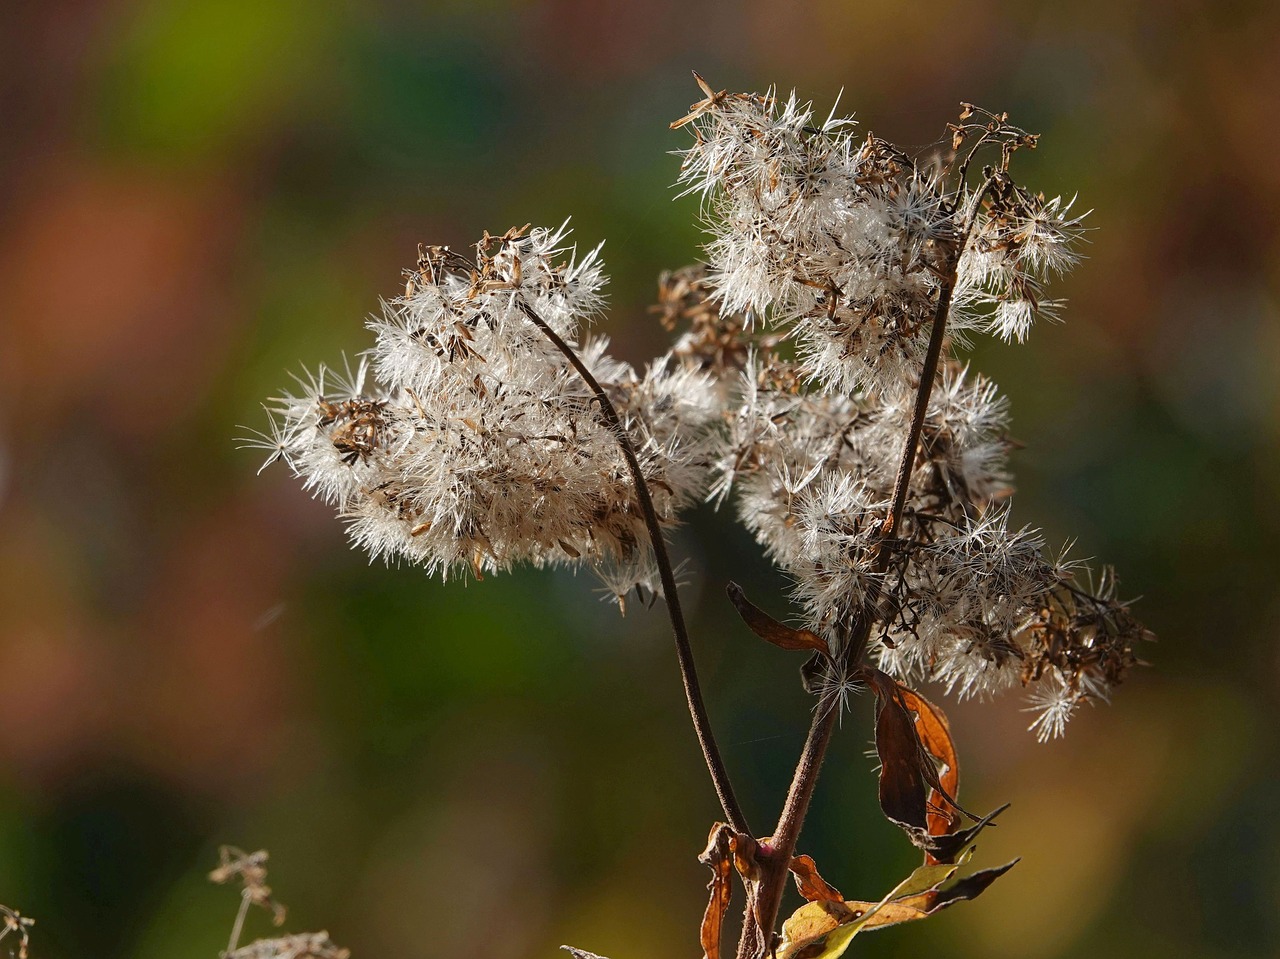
(1, 2, 1277, 958)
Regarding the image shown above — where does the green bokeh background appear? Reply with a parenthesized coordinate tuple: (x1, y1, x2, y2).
(2, 2, 1278, 957)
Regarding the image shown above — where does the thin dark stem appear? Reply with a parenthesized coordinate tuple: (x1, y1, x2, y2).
(883, 175, 1002, 540)
(516, 298, 751, 837)
(737, 691, 841, 959)
(882, 258, 958, 539)
(738, 226, 974, 957)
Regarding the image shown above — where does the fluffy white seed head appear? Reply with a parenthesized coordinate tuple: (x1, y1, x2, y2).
(251, 226, 722, 605)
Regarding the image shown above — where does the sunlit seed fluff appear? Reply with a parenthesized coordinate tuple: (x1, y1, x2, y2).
(1022, 671, 1082, 743)
(871, 515, 1007, 683)
(251, 226, 722, 604)
(675, 88, 965, 398)
(787, 474, 888, 650)
(951, 194, 1087, 344)
(246, 82, 1149, 740)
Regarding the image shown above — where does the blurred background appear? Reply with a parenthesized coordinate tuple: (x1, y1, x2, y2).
(2, 1, 1278, 957)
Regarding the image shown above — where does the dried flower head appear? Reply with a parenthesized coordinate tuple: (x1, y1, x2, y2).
(670, 80, 1149, 737)
(673, 80, 1088, 399)
(210, 848, 350, 959)
(247, 224, 722, 606)
(251, 82, 1148, 819)
(209, 846, 287, 928)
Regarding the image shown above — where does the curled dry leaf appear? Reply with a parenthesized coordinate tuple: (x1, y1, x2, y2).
(893, 686, 960, 840)
(872, 683, 929, 833)
(929, 860, 1019, 908)
(890, 678, 1009, 863)
(726, 583, 830, 655)
(778, 898, 855, 959)
(777, 854, 1018, 959)
(863, 669, 1000, 860)
(789, 855, 844, 903)
(699, 824, 736, 959)
(925, 803, 1010, 865)
(729, 831, 763, 883)
(799, 651, 829, 695)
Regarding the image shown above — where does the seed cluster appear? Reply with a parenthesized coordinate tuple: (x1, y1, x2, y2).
(250, 82, 1149, 738)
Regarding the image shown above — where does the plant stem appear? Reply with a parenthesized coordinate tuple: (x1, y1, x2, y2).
(517, 298, 752, 837)
(737, 237, 965, 957)
(737, 690, 842, 959)
(227, 891, 252, 955)
(883, 257, 958, 539)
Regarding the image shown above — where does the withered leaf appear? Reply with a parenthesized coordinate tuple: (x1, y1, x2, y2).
(874, 688, 928, 832)
(863, 669, 983, 852)
(930, 859, 1019, 909)
(800, 651, 828, 695)
(885, 859, 966, 899)
(923, 802, 1010, 865)
(894, 686, 975, 826)
(837, 858, 1019, 930)
(777, 855, 1018, 959)
(779, 899, 857, 958)
(699, 824, 735, 959)
(726, 583, 830, 655)
(729, 832, 762, 882)
(789, 854, 844, 903)
(894, 685, 960, 839)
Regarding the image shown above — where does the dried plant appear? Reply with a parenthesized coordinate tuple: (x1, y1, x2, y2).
(210, 848, 349, 959)
(0, 905, 34, 959)
(247, 73, 1151, 958)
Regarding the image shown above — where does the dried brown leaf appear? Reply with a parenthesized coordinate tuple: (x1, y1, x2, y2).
(729, 832, 762, 882)
(779, 899, 855, 958)
(789, 855, 844, 903)
(699, 824, 735, 959)
(930, 859, 1019, 909)
(873, 688, 928, 832)
(924, 803, 1010, 864)
(894, 686, 960, 839)
(777, 857, 1018, 958)
(726, 583, 830, 655)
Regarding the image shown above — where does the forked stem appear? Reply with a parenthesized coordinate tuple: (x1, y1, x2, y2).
(739, 231, 967, 957)
(516, 298, 751, 837)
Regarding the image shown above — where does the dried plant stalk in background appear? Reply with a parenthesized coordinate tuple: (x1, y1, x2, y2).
(0, 905, 34, 959)
(210, 848, 349, 959)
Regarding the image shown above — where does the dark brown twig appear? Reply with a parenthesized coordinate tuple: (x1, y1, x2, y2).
(882, 250, 959, 541)
(516, 298, 751, 837)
